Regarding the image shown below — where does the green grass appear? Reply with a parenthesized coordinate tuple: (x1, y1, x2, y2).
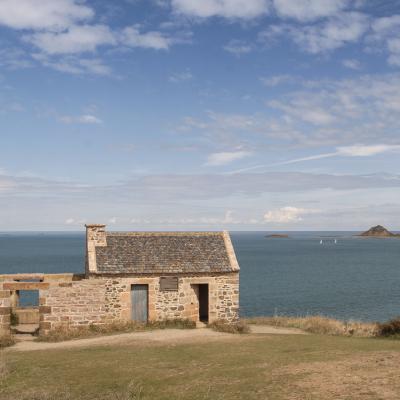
(2, 333, 400, 399)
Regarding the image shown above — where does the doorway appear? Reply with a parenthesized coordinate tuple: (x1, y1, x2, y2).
(198, 284, 209, 323)
(131, 284, 148, 322)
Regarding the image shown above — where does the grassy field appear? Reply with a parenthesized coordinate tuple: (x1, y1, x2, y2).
(1, 331, 400, 400)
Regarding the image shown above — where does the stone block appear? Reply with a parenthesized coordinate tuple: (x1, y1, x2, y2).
(39, 306, 52, 314)
(39, 322, 51, 330)
(0, 307, 10, 315)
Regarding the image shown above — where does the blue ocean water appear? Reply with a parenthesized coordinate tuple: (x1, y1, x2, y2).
(0, 231, 399, 322)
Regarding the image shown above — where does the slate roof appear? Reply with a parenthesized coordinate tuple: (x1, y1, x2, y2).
(94, 232, 239, 274)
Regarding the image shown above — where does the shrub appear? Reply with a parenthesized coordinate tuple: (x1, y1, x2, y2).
(376, 317, 400, 337)
(10, 312, 18, 326)
(208, 319, 250, 334)
(147, 319, 196, 330)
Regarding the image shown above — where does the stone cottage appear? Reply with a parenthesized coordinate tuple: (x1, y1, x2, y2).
(0, 224, 240, 335)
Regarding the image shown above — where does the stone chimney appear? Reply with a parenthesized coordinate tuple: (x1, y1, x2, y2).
(85, 224, 107, 275)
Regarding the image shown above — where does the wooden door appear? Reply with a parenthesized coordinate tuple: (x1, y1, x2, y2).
(131, 284, 148, 322)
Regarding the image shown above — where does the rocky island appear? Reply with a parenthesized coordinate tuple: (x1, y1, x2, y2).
(358, 225, 400, 238)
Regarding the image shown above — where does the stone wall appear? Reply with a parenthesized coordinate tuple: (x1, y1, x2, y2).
(85, 224, 107, 274)
(0, 289, 10, 335)
(39, 278, 127, 335)
(39, 272, 239, 334)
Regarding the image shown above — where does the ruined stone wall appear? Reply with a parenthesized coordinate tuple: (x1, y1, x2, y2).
(39, 272, 239, 334)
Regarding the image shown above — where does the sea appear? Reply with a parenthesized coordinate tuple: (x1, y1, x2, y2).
(0, 231, 399, 322)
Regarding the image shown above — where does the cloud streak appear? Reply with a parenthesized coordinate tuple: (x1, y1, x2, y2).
(205, 151, 252, 166)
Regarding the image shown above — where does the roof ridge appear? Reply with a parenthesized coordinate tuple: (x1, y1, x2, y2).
(106, 231, 224, 236)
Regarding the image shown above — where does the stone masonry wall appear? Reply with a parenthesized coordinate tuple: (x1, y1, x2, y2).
(0, 289, 11, 335)
(39, 278, 128, 334)
(39, 272, 239, 334)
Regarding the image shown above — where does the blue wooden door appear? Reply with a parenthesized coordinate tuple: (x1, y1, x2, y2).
(131, 285, 148, 322)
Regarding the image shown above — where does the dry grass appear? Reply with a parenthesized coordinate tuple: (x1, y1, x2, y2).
(37, 319, 196, 342)
(4, 333, 400, 400)
(0, 356, 8, 381)
(208, 319, 250, 334)
(244, 315, 378, 337)
(0, 380, 145, 400)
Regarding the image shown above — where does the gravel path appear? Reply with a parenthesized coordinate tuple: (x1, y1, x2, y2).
(6, 325, 306, 352)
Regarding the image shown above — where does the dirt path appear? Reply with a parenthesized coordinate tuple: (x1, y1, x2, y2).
(6, 325, 306, 352)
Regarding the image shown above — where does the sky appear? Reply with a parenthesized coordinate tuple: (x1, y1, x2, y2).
(1, 0, 400, 231)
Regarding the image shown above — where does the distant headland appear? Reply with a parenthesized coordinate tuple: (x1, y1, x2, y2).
(265, 234, 289, 238)
(358, 225, 400, 238)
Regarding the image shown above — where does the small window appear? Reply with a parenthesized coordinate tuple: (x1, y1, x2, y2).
(160, 277, 178, 291)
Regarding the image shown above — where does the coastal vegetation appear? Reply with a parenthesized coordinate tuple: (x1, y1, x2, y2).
(244, 316, 378, 337)
(208, 319, 250, 334)
(376, 317, 400, 337)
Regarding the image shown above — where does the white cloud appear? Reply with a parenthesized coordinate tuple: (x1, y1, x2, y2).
(0, 48, 33, 69)
(121, 26, 173, 50)
(260, 74, 295, 86)
(272, 0, 350, 22)
(337, 144, 400, 157)
(0, 1, 180, 75)
(77, 59, 112, 75)
(371, 15, 400, 36)
(0, 0, 93, 31)
(205, 150, 252, 166)
(387, 38, 400, 66)
(269, 98, 335, 125)
(262, 12, 369, 54)
(298, 12, 369, 53)
(171, 0, 270, 19)
(264, 206, 318, 223)
(342, 59, 361, 69)
(169, 70, 193, 82)
(25, 25, 116, 55)
(60, 114, 103, 124)
(223, 40, 253, 56)
(65, 217, 86, 225)
(271, 145, 400, 167)
(369, 15, 400, 67)
(32, 54, 112, 75)
(181, 74, 400, 151)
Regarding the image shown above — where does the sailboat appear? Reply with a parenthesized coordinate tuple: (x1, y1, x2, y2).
(334, 239, 337, 244)
(320, 239, 323, 244)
